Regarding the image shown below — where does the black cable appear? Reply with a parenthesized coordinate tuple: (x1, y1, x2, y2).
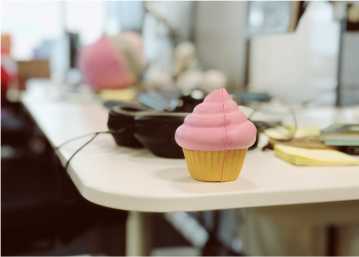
(54, 130, 112, 151)
(64, 132, 100, 171)
(55, 130, 123, 172)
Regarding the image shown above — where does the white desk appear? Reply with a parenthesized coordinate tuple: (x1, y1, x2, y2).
(22, 82, 359, 212)
(22, 81, 359, 254)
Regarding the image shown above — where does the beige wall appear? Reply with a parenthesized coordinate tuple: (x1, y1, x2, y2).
(343, 33, 359, 89)
(194, 2, 248, 87)
(249, 2, 339, 104)
(249, 2, 359, 105)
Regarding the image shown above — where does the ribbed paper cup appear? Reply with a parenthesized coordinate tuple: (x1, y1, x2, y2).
(183, 149, 247, 182)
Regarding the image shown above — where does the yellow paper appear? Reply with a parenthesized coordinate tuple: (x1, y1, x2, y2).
(274, 144, 359, 166)
(265, 126, 320, 140)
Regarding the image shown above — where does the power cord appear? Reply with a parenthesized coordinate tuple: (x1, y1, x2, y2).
(55, 130, 122, 171)
(54, 130, 113, 151)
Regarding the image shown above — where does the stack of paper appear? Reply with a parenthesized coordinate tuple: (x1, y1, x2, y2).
(320, 124, 359, 146)
(274, 144, 359, 166)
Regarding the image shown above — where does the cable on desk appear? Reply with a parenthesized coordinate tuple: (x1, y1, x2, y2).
(55, 130, 123, 171)
(64, 132, 100, 171)
(54, 131, 113, 151)
(248, 102, 298, 142)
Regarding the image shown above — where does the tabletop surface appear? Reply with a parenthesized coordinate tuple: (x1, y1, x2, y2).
(22, 81, 359, 212)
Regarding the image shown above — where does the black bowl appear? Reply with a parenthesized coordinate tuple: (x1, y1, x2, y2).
(107, 105, 147, 148)
(134, 113, 185, 158)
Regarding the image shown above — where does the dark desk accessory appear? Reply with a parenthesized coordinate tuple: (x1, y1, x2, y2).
(107, 103, 187, 158)
(111, 89, 204, 158)
(134, 112, 187, 159)
(107, 105, 148, 148)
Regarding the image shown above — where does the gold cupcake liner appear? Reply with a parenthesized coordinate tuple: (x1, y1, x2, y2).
(183, 149, 247, 182)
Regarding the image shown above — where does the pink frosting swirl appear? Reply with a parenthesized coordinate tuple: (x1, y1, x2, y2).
(175, 88, 257, 151)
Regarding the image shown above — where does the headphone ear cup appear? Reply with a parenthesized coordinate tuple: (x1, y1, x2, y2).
(107, 106, 145, 148)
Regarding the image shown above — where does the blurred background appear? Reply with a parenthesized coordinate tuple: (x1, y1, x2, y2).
(2, 1, 359, 104)
(1, 1, 359, 256)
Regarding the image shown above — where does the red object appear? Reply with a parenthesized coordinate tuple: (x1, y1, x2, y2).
(2, 66, 11, 91)
(1, 66, 14, 102)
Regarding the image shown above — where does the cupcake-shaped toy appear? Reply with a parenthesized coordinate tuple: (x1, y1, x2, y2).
(175, 88, 257, 182)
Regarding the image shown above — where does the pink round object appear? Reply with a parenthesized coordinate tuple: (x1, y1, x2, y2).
(78, 36, 135, 90)
(175, 88, 257, 151)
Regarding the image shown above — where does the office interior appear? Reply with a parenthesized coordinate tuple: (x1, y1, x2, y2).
(1, 1, 359, 256)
